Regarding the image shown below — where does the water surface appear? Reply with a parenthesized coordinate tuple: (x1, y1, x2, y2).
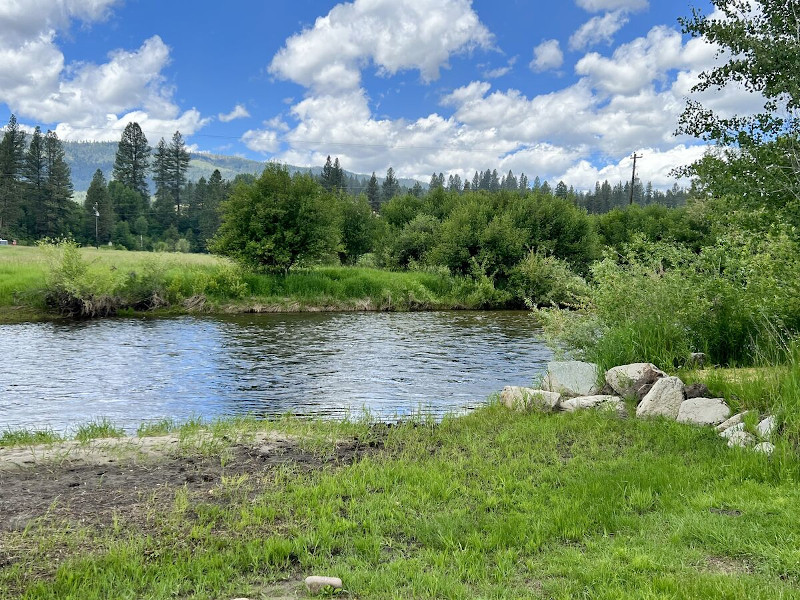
(0, 311, 552, 432)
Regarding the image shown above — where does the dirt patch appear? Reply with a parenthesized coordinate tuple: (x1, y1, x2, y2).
(0, 431, 380, 535)
(702, 555, 753, 575)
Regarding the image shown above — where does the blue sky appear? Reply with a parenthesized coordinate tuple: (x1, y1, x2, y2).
(0, 0, 758, 189)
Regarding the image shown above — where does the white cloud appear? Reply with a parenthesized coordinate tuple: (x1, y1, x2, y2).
(241, 128, 281, 154)
(569, 10, 629, 50)
(269, 0, 492, 93)
(0, 0, 208, 141)
(575, 0, 648, 12)
(530, 40, 564, 72)
(218, 104, 250, 122)
(483, 57, 517, 79)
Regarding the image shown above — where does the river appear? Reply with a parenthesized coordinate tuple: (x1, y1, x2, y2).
(0, 311, 552, 432)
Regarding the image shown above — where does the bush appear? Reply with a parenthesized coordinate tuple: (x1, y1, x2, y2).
(508, 251, 590, 308)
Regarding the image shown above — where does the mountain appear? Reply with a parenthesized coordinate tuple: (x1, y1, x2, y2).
(63, 141, 424, 193)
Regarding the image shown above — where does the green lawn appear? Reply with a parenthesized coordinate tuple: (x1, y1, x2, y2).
(2, 405, 799, 599)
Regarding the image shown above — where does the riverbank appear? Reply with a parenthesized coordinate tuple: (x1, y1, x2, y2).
(2, 402, 799, 599)
(0, 246, 510, 324)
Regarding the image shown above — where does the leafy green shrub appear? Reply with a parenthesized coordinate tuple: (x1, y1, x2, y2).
(509, 251, 590, 308)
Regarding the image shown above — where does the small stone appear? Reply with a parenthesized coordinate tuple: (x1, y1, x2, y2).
(560, 395, 619, 412)
(542, 361, 601, 397)
(305, 576, 343, 595)
(719, 422, 745, 439)
(677, 398, 731, 426)
(684, 383, 712, 400)
(753, 442, 775, 455)
(756, 416, 777, 438)
(606, 363, 666, 397)
(501, 387, 561, 412)
(715, 412, 752, 433)
(727, 430, 756, 448)
(636, 376, 685, 419)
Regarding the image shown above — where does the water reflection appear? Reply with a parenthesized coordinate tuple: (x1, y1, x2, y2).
(0, 312, 552, 432)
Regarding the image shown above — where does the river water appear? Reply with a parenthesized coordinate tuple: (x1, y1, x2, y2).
(0, 311, 552, 432)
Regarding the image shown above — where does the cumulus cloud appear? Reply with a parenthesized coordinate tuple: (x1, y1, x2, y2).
(575, 0, 648, 12)
(218, 104, 251, 122)
(530, 40, 564, 72)
(569, 10, 629, 50)
(241, 128, 281, 153)
(0, 0, 208, 141)
(268, 0, 492, 93)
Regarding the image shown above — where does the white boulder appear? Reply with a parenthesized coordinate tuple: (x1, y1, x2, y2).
(753, 442, 775, 455)
(542, 361, 601, 397)
(727, 430, 756, 448)
(636, 376, 685, 419)
(715, 411, 752, 433)
(305, 576, 343, 595)
(606, 363, 666, 396)
(676, 398, 731, 426)
(560, 395, 619, 412)
(501, 387, 561, 412)
(719, 422, 746, 439)
(757, 416, 777, 438)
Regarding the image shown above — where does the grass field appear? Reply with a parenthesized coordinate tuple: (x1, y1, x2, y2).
(0, 245, 507, 322)
(1, 405, 799, 599)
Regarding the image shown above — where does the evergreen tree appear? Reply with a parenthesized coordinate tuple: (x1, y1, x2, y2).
(320, 155, 334, 191)
(518, 173, 528, 191)
(532, 176, 541, 191)
(429, 172, 443, 190)
(84, 169, 113, 245)
(366, 172, 380, 211)
(23, 127, 46, 237)
(42, 130, 73, 238)
(0, 115, 26, 238)
(152, 132, 190, 229)
(471, 171, 480, 190)
(504, 170, 518, 191)
(112, 122, 151, 200)
(448, 174, 462, 193)
(382, 167, 400, 201)
(411, 181, 424, 197)
(540, 180, 552, 195)
(554, 180, 568, 198)
(332, 157, 345, 192)
(197, 169, 225, 250)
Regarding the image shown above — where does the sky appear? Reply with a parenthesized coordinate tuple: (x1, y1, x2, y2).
(0, 0, 761, 189)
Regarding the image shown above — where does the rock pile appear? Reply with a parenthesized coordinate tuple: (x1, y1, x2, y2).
(501, 361, 778, 454)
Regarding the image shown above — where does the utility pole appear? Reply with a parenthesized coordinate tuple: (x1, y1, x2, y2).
(94, 202, 99, 249)
(629, 152, 642, 205)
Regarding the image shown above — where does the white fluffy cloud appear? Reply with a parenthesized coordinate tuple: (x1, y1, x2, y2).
(219, 104, 251, 123)
(269, 0, 492, 93)
(575, 0, 648, 12)
(0, 0, 208, 141)
(241, 128, 281, 153)
(530, 40, 564, 72)
(569, 10, 629, 50)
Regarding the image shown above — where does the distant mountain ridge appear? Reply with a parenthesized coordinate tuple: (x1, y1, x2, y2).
(63, 141, 423, 193)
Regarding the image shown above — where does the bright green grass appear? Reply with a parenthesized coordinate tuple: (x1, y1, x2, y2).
(3, 406, 800, 599)
(73, 418, 125, 442)
(0, 428, 61, 447)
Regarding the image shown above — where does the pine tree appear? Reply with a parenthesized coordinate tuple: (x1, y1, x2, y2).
(554, 180, 568, 198)
(0, 115, 26, 238)
(540, 180, 552, 195)
(85, 169, 113, 245)
(471, 171, 480, 190)
(112, 122, 151, 201)
(518, 173, 528, 191)
(152, 132, 190, 230)
(332, 157, 345, 192)
(168, 131, 190, 216)
(320, 155, 334, 191)
(366, 172, 380, 211)
(429, 172, 443, 190)
(23, 127, 46, 237)
(411, 181, 423, 197)
(42, 130, 73, 238)
(382, 167, 400, 201)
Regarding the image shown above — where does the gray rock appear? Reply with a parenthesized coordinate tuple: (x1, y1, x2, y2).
(598, 382, 617, 396)
(715, 411, 752, 433)
(305, 576, 343, 595)
(632, 367, 666, 403)
(727, 430, 756, 448)
(636, 376, 685, 419)
(688, 352, 707, 368)
(719, 422, 746, 439)
(606, 363, 666, 396)
(501, 387, 561, 412)
(635, 383, 655, 403)
(599, 398, 629, 418)
(757, 416, 777, 438)
(753, 442, 775, 455)
(561, 395, 620, 412)
(684, 383, 712, 400)
(542, 361, 601, 397)
(677, 398, 731, 426)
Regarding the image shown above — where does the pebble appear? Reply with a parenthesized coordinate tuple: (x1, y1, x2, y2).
(753, 442, 775, 455)
(305, 576, 343, 595)
(727, 430, 756, 448)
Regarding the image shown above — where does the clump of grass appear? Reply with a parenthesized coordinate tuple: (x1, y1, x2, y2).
(136, 419, 177, 437)
(0, 428, 61, 447)
(74, 418, 125, 442)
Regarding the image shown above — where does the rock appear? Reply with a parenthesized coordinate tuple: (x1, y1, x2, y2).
(606, 363, 666, 397)
(676, 398, 731, 426)
(599, 398, 629, 418)
(684, 383, 712, 400)
(632, 367, 665, 403)
(719, 422, 746, 439)
(542, 361, 601, 397)
(753, 442, 775, 455)
(560, 395, 620, 412)
(757, 416, 777, 438)
(635, 383, 655, 404)
(636, 376, 685, 419)
(501, 387, 561, 412)
(687, 352, 707, 368)
(727, 430, 756, 448)
(598, 382, 617, 396)
(305, 576, 343, 595)
(715, 411, 752, 433)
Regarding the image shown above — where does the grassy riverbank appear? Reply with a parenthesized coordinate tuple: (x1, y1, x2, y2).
(2, 402, 800, 599)
(0, 245, 508, 323)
